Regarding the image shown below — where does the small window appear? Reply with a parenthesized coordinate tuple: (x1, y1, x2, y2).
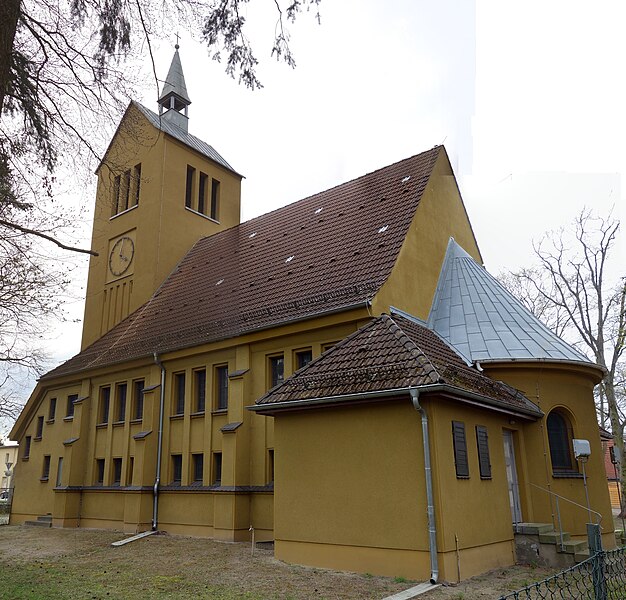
(547, 410, 576, 472)
(99, 386, 111, 424)
(23, 436, 31, 459)
(55, 457, 63, 487)
(41, 455, 51, 481)
(48, 397, 57, 422)
(122, 169, 131, 212)
(215, 365, 228, 411)
(185, 165, 195, 208)
(198, 172, 208, 214)
(268, 355, 284, 389)
(212, 452, 222, 485)
(133, 379, 145, 420)
(112, 174, 121, 216)
(295, 349, 312, 370)
(127, 457, 134, 486)
(452, 421, 469, 478)
(268, 449, 274, 485)
(322, 341, 339, 353)
(35, 416, 44, 440)
(133, 163, 141, 206)
(115, 383, 127, 422)
(192, 453, 204, 484)
(210, 179, 220, 220)
(95, 459, 105, 485)
(475, 426, 492, 479)
(112, 458, 122, 486)
(194, 369, 206, 413)
(171, 455, 182, 485)
(173, 373, 185, 415)
(66, 394, 77, 418)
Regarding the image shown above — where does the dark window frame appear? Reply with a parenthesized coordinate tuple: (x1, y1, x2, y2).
(95, 459, 105, 485)
(41, 455, 51, 481)
(115, 383, 127, 423)
(198, 172, 208, 214)
(194, 369, 206, 413)
(66, 394, 78, 418)
(295, 349, 313, 370)
(99, 386, 111, 425)
(112, 457, 122, 486)
(35, 416, 44, 440)
(452, 421, 469, 478)
(547, 410, 577, 473)
(48, 397, 57, 422)
(173, 373, 185, 416)
(215, 365, 228, 411)
(133, 163, 141, 206)
(192, 453, 204, 484)
(212, 452, 222, 486)
(210, 178, 220, 220)
(23, 436, 32, 459)
(133, 379, 145, 420)
(268, 355, 284, 389)
(171, 454, 183, 485)
(185, 165, 195, 208)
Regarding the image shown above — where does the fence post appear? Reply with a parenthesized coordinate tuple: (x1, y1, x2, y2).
(587, 523, 606, 600)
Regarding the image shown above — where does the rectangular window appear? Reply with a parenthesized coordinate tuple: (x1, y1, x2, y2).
(452, 421, 469, 478)
(268, 449, 274, 485)
(174, 373, 185, 415)
(48, 397, 57, 422)
(295, 349, 312, 370)
(99, 386, 111, 424)
(112, 174, 121, 216)
(122, 169, 131, 212)
(476, 426, 492, 479)
(268, 355, 284, 389)
(210, 179, 220, 220)
(112, 458, 122, 486)
(55, 457, 63, 487)
(23, 436, 31, 459)
(127, 457, 134, 486)
(192, 453, 204, 484)
(41, 455, 51, 481)
(185, 165, 195, 208)
(171, 455, 182, 485)
(133, 379, 144, 420)
(66, 394, 77, 418)
(215, 365, 228, 411)
(115, 383, 127, 422)
(95, 459, 105, 485)
(194, 369, 206, 413)
(35, 416, 44, 440)
(198, 172, 208, 214)
(322, 341, 339, 352)
(133, 163, 141, 206)
(212, 452, 222, 485)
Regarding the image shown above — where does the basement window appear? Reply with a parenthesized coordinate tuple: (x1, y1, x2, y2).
(452, 421, 469, 478)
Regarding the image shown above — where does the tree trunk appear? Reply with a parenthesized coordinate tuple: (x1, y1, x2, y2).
(605, 379, 626, 517)
(0, 0, 21, 114)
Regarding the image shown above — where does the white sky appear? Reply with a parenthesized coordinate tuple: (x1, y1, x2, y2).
(4, 0, 625, 433)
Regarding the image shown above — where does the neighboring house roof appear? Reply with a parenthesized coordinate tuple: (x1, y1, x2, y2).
(158, 48, 191, 104)
(133, 102, 240, 175)
(428, 238, 593, 366)
(253, 313, 541, 418)
(43, 147, 442, 379)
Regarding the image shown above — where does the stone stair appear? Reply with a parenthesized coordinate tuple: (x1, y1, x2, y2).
(514, 522, 589, 569)
(24, 515, 52, 528)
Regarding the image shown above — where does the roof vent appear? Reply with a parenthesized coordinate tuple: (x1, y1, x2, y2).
(285, 255, 295, 263)
(249, 232, 257, 238)
(378, 225, 389, 233)
(402, 176, 411, 183)
(216, 279, 224, 285)
(315, 207, 323, 214)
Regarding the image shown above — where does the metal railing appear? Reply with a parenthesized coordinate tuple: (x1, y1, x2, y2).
(499, 546, 626, 599)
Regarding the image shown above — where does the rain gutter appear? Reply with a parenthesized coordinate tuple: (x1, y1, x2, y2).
(152, 353, 166, 531)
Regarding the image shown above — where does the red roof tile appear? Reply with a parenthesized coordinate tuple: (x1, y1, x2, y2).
(253, 313, 541, 418)
(44, 147, 442, 379)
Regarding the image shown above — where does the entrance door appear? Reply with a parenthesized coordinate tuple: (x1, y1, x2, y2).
(503, 430, 522, 524)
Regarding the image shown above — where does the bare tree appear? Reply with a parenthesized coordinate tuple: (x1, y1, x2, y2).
(501, 210, 626, 516)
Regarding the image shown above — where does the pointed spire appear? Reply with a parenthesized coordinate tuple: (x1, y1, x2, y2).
(158, 45, 191, 132)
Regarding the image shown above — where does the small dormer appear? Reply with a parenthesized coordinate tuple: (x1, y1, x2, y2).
(158, 45, 191, 133)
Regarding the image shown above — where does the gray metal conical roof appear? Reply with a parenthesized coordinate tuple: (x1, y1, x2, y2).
(427, 238, 592, 366)
(158, 47, 191, 105)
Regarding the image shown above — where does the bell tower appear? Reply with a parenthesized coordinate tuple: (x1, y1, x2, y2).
(81, 47, 243, 349)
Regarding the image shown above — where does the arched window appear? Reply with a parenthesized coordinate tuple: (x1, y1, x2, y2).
(547, 410, 576, 472)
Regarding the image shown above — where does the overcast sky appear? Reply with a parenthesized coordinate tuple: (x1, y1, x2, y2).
(4, 1, 625, 433)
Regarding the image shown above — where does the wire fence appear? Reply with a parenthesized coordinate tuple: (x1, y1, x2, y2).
(499, 546, 626, 600)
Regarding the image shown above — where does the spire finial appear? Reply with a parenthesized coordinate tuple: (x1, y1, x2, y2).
(175, 33, 180, 50)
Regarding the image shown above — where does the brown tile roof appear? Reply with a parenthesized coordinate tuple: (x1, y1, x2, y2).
(44, 147, 442, 379)
(253, 313, 542, 418)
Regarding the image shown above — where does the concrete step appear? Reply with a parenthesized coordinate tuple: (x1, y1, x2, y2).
(24, 520, 51, 528)
(538, 531, 571, 545)
(37, 515, 52, 523)
(515, 522, 554, 535)
(574, 549, 591, 563)
(558, 539, 587, 555)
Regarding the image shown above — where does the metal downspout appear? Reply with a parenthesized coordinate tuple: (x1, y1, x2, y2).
(152, 353, 166, 531)
(410, 387, 439, 584)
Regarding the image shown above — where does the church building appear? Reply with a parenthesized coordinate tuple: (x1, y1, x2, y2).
(9, 49, 614, 582)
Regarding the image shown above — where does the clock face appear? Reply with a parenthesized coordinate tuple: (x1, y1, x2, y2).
(108, 236, 135, 277)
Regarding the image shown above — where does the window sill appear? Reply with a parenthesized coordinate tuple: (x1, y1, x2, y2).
(40, 477, 49, 482)
(130, 418, 142, 425)
(34, 436, 42, 442)
(552, 471, 583, 479)
(112, 421, 125, 428)
(63, 416, 74, 422)
(110, 203, 138, 220)
(22, 457, 29, 461)
(46, 419, 55, 425)
(184, 206, 219, 224)
(96, 423, 108, 429)
(211, 409, 228, 416)
(170, 414, 184, 421)
(191, 411, 205, 419)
